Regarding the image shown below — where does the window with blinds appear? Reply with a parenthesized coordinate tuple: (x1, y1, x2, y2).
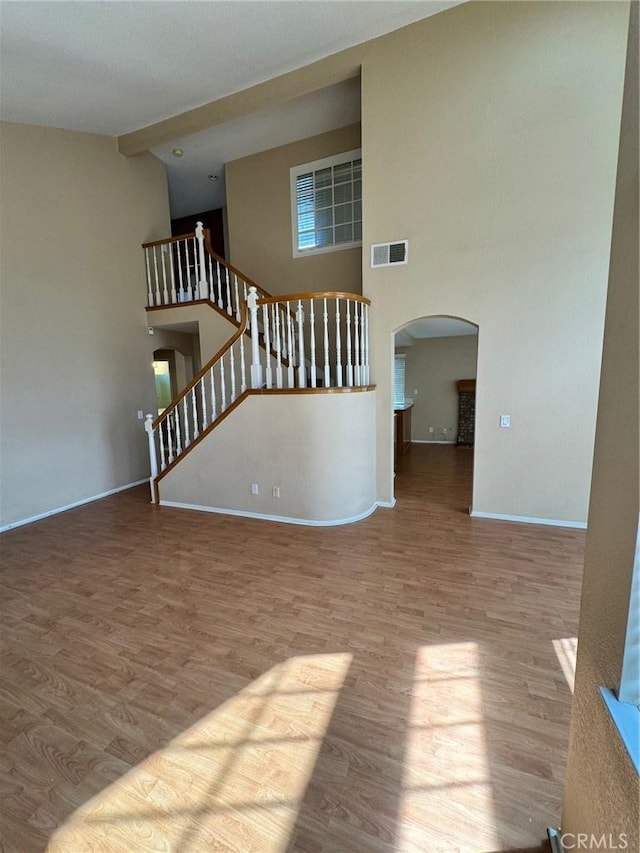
(290, 149, 362, 257)
(394, 354, 406, 407)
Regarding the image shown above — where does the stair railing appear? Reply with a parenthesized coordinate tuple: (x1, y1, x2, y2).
(249, 290, 371, 390)
(142, 223, 272, 324)
(145, 302, 251, 486)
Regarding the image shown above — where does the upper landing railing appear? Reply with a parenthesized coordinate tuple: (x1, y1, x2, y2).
(142, 222, 269, 324)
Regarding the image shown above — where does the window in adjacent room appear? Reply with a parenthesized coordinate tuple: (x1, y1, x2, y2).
(290, 149, 362, 257)
(394, 353, 406, 407)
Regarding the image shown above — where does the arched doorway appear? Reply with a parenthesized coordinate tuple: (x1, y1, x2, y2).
(152, 347, 193, 415)
(392, 315, 479, 510)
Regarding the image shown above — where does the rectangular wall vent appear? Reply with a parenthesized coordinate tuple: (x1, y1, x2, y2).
(371, 240, 408, 268)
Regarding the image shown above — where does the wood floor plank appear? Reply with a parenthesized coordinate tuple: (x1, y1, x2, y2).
(1, 445, 582, 852)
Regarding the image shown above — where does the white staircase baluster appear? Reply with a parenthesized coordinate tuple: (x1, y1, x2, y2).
(153, 247, 161, 305)
(201, 378, 208, 429)
(323, 298, 330, 388)
(208, 255, 214, 303)
(309, 300, 317, 388)
(239, 324, 247, 393)
(230, 344, 237, 401)
(346, 299, 353, 387)
(176, 240, 185, 301)
(196, 222, 209, 300)
(160, 246, 169, 304)
(174, 408, 182, 456)
(335, 298, 343, 388)
(191, 387, 199, 438)
(247, 287, 263, 389)
(158, 419, 166, 471)
(145, 249, 153, 307)
(234, 275, 241, 322)
(191, 237, 198, 299)
(182, 397, 189, 447)
(168, 243, 177, 303)
(262, 303, 273, 389)
(166, 417, 173, 464)
(144, 414, 158, 502)
(296, 301, 306, 388)
(286, 304, 295, 388)
(220, 354, 227, 410)
(210, 367, 217, 421)
(216, 262, 224, 309)
(354, 301, 361, 386)
(364, 303, 370, 384)
(274, 304, 283, 389)
(225, 267, 232, 315)
(242, 280, 248, 304)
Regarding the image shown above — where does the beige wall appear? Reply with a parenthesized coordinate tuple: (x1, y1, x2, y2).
(151, 328, 199, 392)
(362, 1, 628, 523)
(149, 303, 238, 366)
(226, 124, 362, 296)
(563, 2, 639, 844)
(159, 390, 376, 523)
(0, 122, 170, 528)
(399, 335, 478, 442)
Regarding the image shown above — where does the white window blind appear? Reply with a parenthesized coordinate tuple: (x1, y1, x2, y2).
(291, 149, 362, 257)
(394, 354, 406, 407)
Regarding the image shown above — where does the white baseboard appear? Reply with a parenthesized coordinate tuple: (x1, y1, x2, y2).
(0, 479, 149, 533)
(469, 510, 587, 529)
(159, 499, 380, 527)
(376, 498, 396, 508)
(411, 440, 457, 445)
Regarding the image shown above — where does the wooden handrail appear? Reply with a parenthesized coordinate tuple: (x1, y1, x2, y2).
(203, 230, 272, 299)
(142, 231, 195, 249)
(257, 290, 371, 306)
(152, 301, 249, 430)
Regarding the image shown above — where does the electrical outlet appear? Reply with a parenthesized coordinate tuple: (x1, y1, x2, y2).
(251, 483, 259, 495)
(272, 486, 280, 498)
(137, 410, 144, 420)
(429, 426, 434, 434)
(413, 389, 419, 396)
(500, 414, 511, 428)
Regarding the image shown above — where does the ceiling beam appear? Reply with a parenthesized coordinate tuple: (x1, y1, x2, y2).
(117, 44, 365, 157)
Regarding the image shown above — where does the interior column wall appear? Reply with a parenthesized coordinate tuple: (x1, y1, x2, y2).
(361, 1, 628, 523)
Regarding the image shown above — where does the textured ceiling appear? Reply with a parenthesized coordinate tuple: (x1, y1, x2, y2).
(395, 318, 478, 346)
(0, 1, 463, 136)
(1, 0, 464, 219)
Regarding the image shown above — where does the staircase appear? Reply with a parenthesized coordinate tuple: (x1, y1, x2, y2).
(142, 224, 373, 511)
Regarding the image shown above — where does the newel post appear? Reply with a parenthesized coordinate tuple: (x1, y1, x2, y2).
(144, 414, 158, 503)
(248, 286, 263, 389)
(195, 222, 209, 300)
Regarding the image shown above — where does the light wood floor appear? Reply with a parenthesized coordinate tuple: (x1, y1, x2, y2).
(1, 445, 585, 853)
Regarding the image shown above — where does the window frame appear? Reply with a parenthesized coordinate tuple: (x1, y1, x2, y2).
(290, 149, 362, 259)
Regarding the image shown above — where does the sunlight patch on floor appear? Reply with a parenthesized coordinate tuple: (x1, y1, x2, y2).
(47, 653, 352, 852)
(552, 637, 578, 693)
(395, 642, 500, 853)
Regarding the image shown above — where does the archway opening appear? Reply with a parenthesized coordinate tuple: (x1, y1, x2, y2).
(393, 315, 479, 512)
(152, 347, 194, 415)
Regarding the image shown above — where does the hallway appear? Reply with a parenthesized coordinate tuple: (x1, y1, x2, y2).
(1, 447, 585, 852)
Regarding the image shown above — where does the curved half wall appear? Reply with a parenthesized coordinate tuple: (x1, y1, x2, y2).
(158, 389, 376, 525)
